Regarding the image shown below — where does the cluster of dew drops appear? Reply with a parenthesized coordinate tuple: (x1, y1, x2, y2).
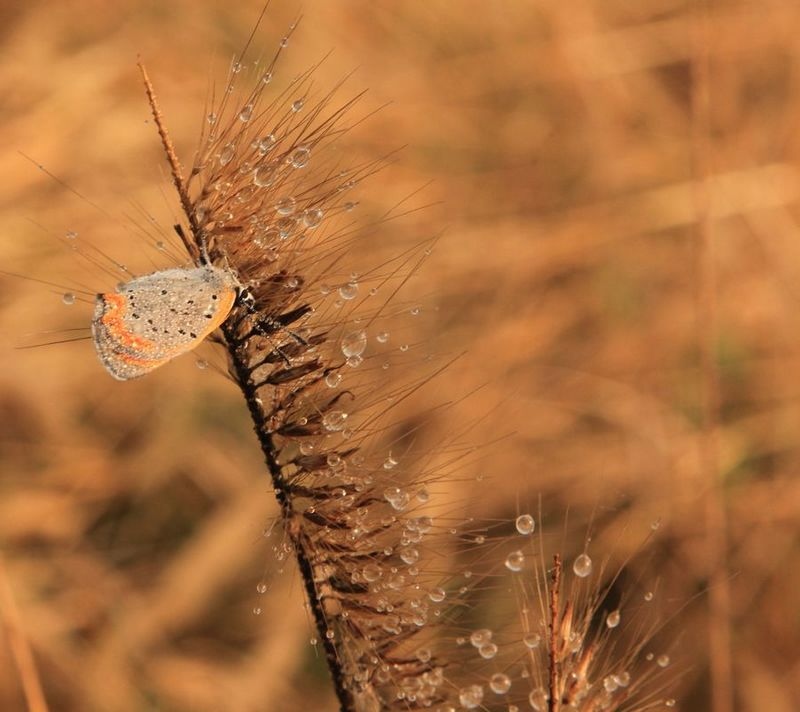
(444, 512, 676, 712)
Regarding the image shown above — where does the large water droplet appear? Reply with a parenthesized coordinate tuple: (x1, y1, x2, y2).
(489, 673, 511, 695)
(62, 292, 75, 305)
(239, 103, 254, 122)
(606, 610, 621, 628)
(322, 410, 348, 431)
(505, 550, 525, 572)
(572, 553, 593, 578)
(253, 166, 274, 187)
(515, 514, 535, 535)
(528, 688, 548, 711)
(336, 280, 357, 300)
(219, 143, 235, 166)
(290, 145, 311, 168)
(657, 654, 670, 668)
(458, 685, 484, 710)
(325, 372, 342, 388)
(523, 633, 541, 649)
(276, 197, 296, 215)
(479, 642, 498, 659)
(470, 629, 492, 648)
(302, 207, 324, 228)
(341, 330, 367, 358)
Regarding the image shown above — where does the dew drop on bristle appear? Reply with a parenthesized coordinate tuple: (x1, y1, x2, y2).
(291, 98, 305, 112)
(325, 372, 342, 388)
(65, 230, 78, 240)
(528, 688, 548, 711)
(341, 330, 367, 358)
(219, 143, 236, 166)
(253, 166, 274, 187)
(195, 359, 208, 370)
(261, 71, 272, 84)
(303, 208, 324, 228)
(572, 553, 593, 577)
(276, 197, 296, 215)
(322, 410, 348, 431)
(644, 591, 654, 602)
(479, 642, 498, 659)
(338, 281, 358, 300)
(489, 673, 511, 695)
(62, 292, 75, 305)
(280, 36, 289, 47)
(458, 685, 484, 709)
(505, 550, 524, 572)
(290, 146, 311, 168)
(523, 633, 541, 649)
(515, 514, 535, 535)
(376, 331, 389, 343)
(258, 134, 276, 153)
(469, 629, 492, 648)
(606, 609, 621, 628)
(657, 654, 670, 667)
(239, 103, 254, 122)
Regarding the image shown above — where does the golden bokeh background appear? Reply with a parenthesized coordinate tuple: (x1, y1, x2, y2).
(1, 1, 799, 710)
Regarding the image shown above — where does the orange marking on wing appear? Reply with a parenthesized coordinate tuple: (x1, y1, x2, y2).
(98, 292, 156, 352)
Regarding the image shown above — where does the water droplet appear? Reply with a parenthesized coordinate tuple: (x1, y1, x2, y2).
(276, 196, 296, 215)
(261, 71, 273, 84)
(410, 306, 420, 315)
(523, 633, 540, 649)
(383, 454, 398, 470)
(326, 452, 341, 467)
(399, 547, 419, 565)
(572, 553, 593, 578)
(325, 629, 335, 640)
(606, 610, 621, 628)
(528, 689, 548, 711)
(291, 98, 305, 112)
(62, 292, 75, 305)
(644, 591, 654, 602)
(344, 200, 357, 212)
(232, 61, 243, 74)
(239, 103, 254, 122)
(325, 372, 342, 388)
(277, 216, 296, 239)
(603, 675, 619, 693)
(657, 654, 670, 668)
(458, 684, 484, 709)
(429, 587, 446, 603)
(206, 113, 217, 125)
(470, 629, 492, 648)
(195, 359, 208, 370)
(515, 514, 535, 535)
(219, 143, 236, 166)
(614, 671, 631, 687)
(376, 331, 389, 343)
(479, 642, 498, 659)
(341, 330, 367, 358)
(302, 207, 324, 227)
(665, 699, 676, 708)
(322, 410, 348, 431)
(383, 487, 411, 512)
(399, 344, 409, 352)
(505, 550, 525, 572)
(65, 231, 78, 240)
(253, 165, 275, 187)
(290, 145, 311, 168)
(252, 607, 261, 615)
(489, 673, 511, 695)
(415, 647, 432, 663)
(280, 36, 289, 48)
(338, 281, 359, 300)
(256, 582, 267, 594)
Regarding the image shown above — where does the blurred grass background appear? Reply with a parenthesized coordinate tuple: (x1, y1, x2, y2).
(1, 0, 800, 710)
